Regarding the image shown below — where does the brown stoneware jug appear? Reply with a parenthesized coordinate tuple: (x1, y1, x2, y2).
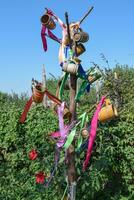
(98, 99, 118, 122)
(41, 14, 56, 30)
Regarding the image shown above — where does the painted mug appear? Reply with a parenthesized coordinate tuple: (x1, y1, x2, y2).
(82, 128, 89, 138)
(53, 104, 72, 120)
(32, 86, 45, 103)
(98, 99, 118, 122)
(74, 29, 89, 43)
(62, 61, 79, 75)
(41, 14, 56, 30)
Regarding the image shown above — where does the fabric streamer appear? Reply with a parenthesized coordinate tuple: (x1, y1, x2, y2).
(20, 89, 62, 124)
(59, 72, 69, 100)
(41, 25, 61, 52)
(46, 9, 79, 62)
(85, 83, 90, 93)
(63, 112, 89, 149)
(75, 81, 90, 102)
(50, 131, 61, 138)
(20, 96, 33, 123)
(44, 103, 76, 187)
(83, 96, 106, 171)
(41, 8, 66, 53)
(64, 46, 70, 61)
(64, 128, 77, 149)
(77, 64, 87, 80)
(56, 102, 76, 148)
(45, 89, 62, 105)
(57, 102, 66, 147)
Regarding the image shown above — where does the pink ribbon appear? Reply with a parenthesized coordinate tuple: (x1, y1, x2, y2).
(41, 9, 66, 52)
(41, 25, 61, 51)
(57, 102, 68, 147)
(83, 96, 106, 171)
(50, 131, 61, 138)
(41, 9, 66, 51)
(50, 102, 75, 148)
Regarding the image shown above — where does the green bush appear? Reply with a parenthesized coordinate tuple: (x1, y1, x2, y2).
(0, 66, 134, 200)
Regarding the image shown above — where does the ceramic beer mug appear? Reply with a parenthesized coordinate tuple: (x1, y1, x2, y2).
(74, 28, 89, 43)
(32, 84, 45, 103)
(73, 43, 86, 57)
(41, 13, 56, 30)
(53, 104, 72, 120)
(98, 99, 118, 122)
(62, 60, 79, 75)
(87, 67, 102, 84)
(81, 128, 89, 139)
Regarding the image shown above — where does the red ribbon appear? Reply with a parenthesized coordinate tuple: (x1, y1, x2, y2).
(20, 89, 64, 124)
(20, 96, 33, 123)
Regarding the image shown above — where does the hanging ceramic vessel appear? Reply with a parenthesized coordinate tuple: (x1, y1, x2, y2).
(73, 43, 86, 57)
(32, 85, 45, 103)
(81, 128, 89, 138)
(53, 104, 72, 120)
(62, 60, 79, 75)
(87, 67, 102, 83)
(98, 99, 118, 122)
(41, 14, 56, 30)
(74, 28, 89, 43)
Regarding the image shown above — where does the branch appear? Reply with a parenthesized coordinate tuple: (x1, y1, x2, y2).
(79, 6, 94, 24)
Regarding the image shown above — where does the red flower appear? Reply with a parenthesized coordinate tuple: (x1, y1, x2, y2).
(35, 171, 45, 184)
(29, 149, 38, 160)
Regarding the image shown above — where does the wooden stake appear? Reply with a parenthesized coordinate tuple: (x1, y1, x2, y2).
(42, 64, 47, 108)
(65, 12, 77, 200)
(79, 6, 94, 25)
(67, 74, 77, 200)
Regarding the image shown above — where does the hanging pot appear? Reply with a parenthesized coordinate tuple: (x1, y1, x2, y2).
(73, 43, 86, 57)
(81, 128, 89, 138)
(41, 14, 56, 30)
(53, 104, 72, 120)
(74, 29, 89, 43)
(63, 107, 72, 119)
(87, 68, 102, 83)
(32, 86, 45, 103)
(62, 61, 78, 75)
(88, 74, 101, 83)
(98, 99, 118, 122)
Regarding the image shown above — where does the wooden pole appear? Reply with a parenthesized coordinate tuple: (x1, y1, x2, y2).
(67, 74, 77, 200)
(114, 72, 120, 108)
(65, 12, 77, 200)
(79, 6, 94, 25)
(96, 80, 100, 103)
(42, 64, 47, 108)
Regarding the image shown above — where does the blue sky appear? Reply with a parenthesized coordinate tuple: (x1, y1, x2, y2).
(0, 0, 134, 95)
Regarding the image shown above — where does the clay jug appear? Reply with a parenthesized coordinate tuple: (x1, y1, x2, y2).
(74, 29, 89, 43)
(82, 128, 89, 138)
(32, 86, 45, 103)
(62, 61, 78, 75)
(98, 99, 118, 122)
(73, 43, 86, 57)
(41, 14, 56, 30)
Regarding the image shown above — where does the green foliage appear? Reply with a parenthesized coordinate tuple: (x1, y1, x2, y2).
(0, 66, 134, 200)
